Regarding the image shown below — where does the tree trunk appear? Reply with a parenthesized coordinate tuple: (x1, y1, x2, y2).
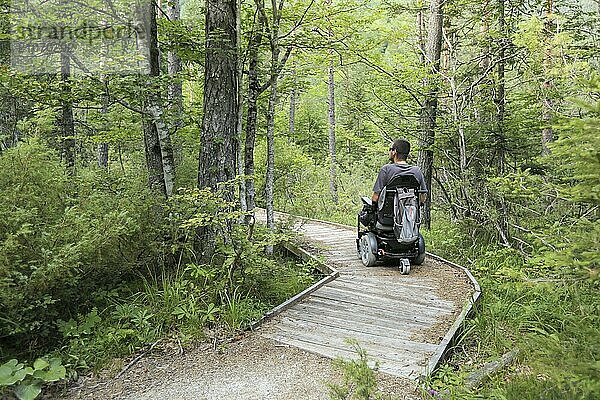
(495, 0, 506, 173)
(142, 3, 172, 196)
(199, 0, 239, 191)
(265, 0, 281, 236)
(289, 62, 297, 142)
(198, 0, 239, 259)
(98, 79, 109, 168)
(150, 104, 175, 196)
(326, 0, 338, 204)
(167, 0, 183, 130)
(494, 0, 509, 244)
(142, 116, 166, 193)
(417, 0, 444, 229)
(244, 3, 266, 213)
(61, 47, 75, 173)
(0, 3, 19, 152)
(541, 0, 554, 155)
(236, 0, 247, 216)
(97, 143, 109, 168)
(328, 60, 338, 204)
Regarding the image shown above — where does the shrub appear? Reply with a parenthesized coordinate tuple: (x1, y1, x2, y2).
(0, 141, 163, 357)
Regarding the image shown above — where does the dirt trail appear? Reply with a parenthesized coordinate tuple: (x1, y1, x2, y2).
(62, 335, 421, 400)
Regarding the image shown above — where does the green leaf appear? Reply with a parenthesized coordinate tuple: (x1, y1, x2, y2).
(0, 365, 13, 380)
(33, 359, 49, 371)
(2, 360, 19, 369)
(14, 382, 42, 400)
(33, 365, 65, 382)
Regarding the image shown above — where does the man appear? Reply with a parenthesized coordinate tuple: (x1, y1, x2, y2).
(372, 138, 427, 204)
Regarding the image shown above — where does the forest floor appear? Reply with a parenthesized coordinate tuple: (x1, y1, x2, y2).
(58, 333, 421, 400)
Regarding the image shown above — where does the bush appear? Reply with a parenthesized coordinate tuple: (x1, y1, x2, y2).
(0, 141, 163, 357)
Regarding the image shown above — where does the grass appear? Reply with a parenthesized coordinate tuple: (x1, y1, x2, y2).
(421, 215, 600, 400)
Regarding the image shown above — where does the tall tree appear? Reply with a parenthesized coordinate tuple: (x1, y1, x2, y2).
(417, 0, 444, 229)
(326, 0, 338, 204)
(141, 2, 174, 195)
(167, 0, 183, 130)
(244, 2, 267, 214)
(541, 0, 555, 155)
(60, 46, 75, 173)
(199, 0, 239, 191)
(289, 62, 297, 141)
(0, 0, 19, 152)
(255, 0, 292, 236)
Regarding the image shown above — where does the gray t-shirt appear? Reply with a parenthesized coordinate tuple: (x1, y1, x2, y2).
(372, 163, 427, 194)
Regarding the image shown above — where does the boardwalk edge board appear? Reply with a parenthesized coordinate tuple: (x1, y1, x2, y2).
(248, 242, 340, 331)
(423, 252, 483, 379)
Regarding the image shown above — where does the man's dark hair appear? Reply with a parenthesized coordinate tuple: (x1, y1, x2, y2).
(392, 138, 410, 161)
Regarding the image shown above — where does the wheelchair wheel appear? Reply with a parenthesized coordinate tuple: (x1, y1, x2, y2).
(413, 234, 426, 265)
(359, 233, 377, 267)
(400, 258, 411, 275)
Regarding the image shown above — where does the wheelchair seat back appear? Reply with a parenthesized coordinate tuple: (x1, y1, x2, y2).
(377, 174, 420, 227)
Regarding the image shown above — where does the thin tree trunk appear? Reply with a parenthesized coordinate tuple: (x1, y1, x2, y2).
(495, 0, 509, 244)
(98, 78, 109, 168)
(142, 116, 166, 193)
(167, 0, 183, 130)
(245, 3, 266, 214)
(150, 104, 175, 196)
(417, 0, 444, 230)
(326, 0, 338, 204)
(61, 46, 75, 173)
(541, 0, 554, 155)
(236, 0, 247, 216)
(0, 4, 18, 152)
(147, 2, 175, 196)
(265, 0, 281, 236)
(328, 60, 338, 204)
(97, 144, 109, 168)
(289, 62, 297, 142)
(495, 0, 506, 173)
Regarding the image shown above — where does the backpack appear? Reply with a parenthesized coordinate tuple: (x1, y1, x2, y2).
(393, 188, 419, 244)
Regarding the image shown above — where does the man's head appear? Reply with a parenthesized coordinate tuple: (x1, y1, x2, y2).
(389, 138, 410, 162)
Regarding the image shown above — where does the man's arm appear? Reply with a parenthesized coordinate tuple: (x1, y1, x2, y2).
(372, 192, 379, 203)
(419, 192, 427, 205)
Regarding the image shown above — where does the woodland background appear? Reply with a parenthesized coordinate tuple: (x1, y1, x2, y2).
(0, 0, 598, 399)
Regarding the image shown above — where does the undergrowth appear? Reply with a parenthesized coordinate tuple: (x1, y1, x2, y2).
(421, 213, 600, 400)
(0, 141, 318, 398)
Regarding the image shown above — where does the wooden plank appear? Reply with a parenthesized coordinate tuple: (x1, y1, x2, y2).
(261, 334, 423, 378)
(326, 278, 454, 310)
(316, 284, 455, 314)
(340, 275, 438, 291)
(284, 302, 435, 330)
(327, 277, 452, 303)
(295, 296, 439, 326)
(263, 324, 435, 368)
(264, 327, 433, 368)
(282, 308, 429, 341)
(270, 316, 437, 353)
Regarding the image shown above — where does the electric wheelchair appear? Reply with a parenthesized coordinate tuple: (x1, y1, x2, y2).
(356, 174, 426, 274)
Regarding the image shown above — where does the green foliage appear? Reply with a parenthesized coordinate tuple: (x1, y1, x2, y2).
(424, 213, 600, 400)
(0, 140, 164, 357)
(0, 357, 65, 400)
(328, 340, 389, 400)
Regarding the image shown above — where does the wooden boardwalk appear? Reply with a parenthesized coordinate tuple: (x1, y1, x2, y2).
(255, 210, 480, 380)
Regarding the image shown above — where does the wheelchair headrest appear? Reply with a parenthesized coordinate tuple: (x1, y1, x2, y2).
(387, 174, 420, 189)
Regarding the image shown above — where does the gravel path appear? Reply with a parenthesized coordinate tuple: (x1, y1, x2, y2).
(62, 334, 421, 399)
